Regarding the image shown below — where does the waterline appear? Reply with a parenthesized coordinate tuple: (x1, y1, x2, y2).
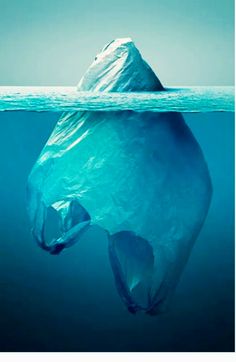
(0, 86, 234, 112)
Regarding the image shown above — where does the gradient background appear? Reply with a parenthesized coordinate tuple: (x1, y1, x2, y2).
(0, 0, 234, 353)
(0, 0, 234, 86)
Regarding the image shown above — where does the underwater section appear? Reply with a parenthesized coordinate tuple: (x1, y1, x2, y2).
(1, 110, 233, 351)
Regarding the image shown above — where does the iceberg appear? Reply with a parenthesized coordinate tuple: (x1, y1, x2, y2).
(27, 38, 212, 314)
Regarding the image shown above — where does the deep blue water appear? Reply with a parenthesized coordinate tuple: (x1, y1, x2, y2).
(0, 111, 234, 352)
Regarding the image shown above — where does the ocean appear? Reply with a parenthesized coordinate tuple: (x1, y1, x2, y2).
(0, 108, 234, 352)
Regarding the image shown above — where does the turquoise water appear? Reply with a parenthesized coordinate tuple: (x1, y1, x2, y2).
(0, 110, 234, 351)
(0, 87, 234, 112)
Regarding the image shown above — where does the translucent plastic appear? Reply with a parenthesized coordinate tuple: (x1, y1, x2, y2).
(27, 38, 212, 314)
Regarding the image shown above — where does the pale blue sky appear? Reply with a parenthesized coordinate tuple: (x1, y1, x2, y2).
(0, 0, 234, 86)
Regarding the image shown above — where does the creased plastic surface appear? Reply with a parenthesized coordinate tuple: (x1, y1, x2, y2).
(27, 38, 212, 314)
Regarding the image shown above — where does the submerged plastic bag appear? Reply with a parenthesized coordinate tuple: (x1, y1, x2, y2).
(27, 38, 212, 314)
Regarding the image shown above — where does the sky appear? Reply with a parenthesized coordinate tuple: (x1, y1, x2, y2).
(0, 0, 234, 86)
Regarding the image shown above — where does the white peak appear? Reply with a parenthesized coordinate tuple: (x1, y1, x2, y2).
(77, 38, 163, 92)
